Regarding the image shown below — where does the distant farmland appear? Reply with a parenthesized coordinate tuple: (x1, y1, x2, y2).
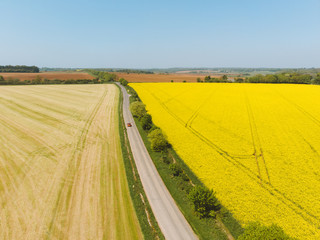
(115, 72, 218, 82)
(1, 72, 95, 80)
(0, 85, 142, 239)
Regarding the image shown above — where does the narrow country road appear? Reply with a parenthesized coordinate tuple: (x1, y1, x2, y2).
(117, 83, 198, 240)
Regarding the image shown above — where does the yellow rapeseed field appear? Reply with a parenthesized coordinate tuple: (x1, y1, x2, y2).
(131, 82, 320, 239)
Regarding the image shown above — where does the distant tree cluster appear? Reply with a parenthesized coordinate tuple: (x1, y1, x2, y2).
(87, 70, 117, 82)
(0, 65, 39, 73)
(245, 73, 313, 84)
(108, 69, 154, 74)
(197, 75, 230, 83)
(196, 73, 320, 85)
(0, 76, 100, 85)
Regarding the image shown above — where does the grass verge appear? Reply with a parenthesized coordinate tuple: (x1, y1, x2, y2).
(116, 83, 164, 240)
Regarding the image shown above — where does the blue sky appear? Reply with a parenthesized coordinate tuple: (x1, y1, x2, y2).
(0, 0, 319, 68)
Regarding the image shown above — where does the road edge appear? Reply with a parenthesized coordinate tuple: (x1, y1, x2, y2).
(115, 83, 164, 240)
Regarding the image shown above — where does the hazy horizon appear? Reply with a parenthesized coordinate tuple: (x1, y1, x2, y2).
(1, 0, 319, 68)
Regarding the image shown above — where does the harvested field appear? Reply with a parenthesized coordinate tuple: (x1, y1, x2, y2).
(0, 72, 95, 80)
(0, 84, 142, 240)
(115, 72, 219, 82)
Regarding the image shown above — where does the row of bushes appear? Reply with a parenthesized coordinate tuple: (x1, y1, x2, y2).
(129, 96, 226, 219)
(127, 85, 295, 239)
(245, 73, 317, 84)
(86, 70, 117, 82)
(0, 76, 101, 85)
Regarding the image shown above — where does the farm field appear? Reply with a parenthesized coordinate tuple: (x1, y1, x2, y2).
(0, 84, 142, 239)
(0, 72, 95, 80)
(131, 82, 320, 239)
(115, 72, 217, 82)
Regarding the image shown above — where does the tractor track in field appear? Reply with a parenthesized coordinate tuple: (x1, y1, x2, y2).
(46, 87, 109, 238)
(185, 87, 218, 128)
(148, 89, 320, 229)
(275, 90, 320, 128)
(244, 93, 271, 185)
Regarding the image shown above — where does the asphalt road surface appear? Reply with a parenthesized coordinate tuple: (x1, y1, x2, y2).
(117, 83, 198, 240)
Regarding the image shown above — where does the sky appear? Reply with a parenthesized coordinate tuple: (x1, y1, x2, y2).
(0, 0, 319, 68)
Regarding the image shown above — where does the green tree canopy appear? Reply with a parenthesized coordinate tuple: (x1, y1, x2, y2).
(140, 113, 153, 130)
(148, 129, 169, 152)
(188, 185, 220, 218)
(238, 222, 295, 240)
(130, 101, 147, 119)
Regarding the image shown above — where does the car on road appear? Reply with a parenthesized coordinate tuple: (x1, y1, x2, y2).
(127, 123, 132, 127)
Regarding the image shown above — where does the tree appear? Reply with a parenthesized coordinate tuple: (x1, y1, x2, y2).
(130, 101, 146, 119)
(140, 113, 153, 130)
(238, 222, 294, 240)
(235, 78, 244, 83)
(121, 79, 128, 86)
(188, 185, 220, 218)
(204, 76, 211, 82)
(148, 129, 169, 152)
(313, 73, 320, 85)
(196, 77, 202, 82)
(32, 75, 42, 84)
(169, 163, 183, 176)
(222, 75, 228, 81)
(0, 75, 6, 85)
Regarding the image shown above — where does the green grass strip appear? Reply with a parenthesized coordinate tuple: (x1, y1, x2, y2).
(116, 83, 164, 240)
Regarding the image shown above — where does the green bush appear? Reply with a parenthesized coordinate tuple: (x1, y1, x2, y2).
(169, 163, 183, 176)
(140, 113, 153, 130)
(237, 222, 295, 240)
(121, 79, 128, 86)
(180, 172, 190, 182)
(130, 101, 147, 119)
(188, 185, 220, 218)
(148, 129, 169, 152)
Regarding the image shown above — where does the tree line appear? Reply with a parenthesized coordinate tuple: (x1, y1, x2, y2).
(197, 73, 320, 85)
(244, 72, 319, 84)
(86, 70, 118, 82)
(0, 65, 39, 73)
(197, 75, 230, 83)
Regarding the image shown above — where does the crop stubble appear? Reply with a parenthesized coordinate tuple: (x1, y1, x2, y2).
(0, 84, 142, 240)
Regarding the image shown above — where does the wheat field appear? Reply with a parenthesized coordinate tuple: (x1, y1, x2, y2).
(0, 84, 142, 240)
(131, 82, 320, 239)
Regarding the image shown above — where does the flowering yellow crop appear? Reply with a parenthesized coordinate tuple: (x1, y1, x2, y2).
(131, 83, 320, 239)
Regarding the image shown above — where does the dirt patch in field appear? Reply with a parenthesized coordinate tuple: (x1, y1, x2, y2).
(0, 72, 95, 80)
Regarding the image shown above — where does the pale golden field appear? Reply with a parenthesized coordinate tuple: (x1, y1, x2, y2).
(0, 84, 142, 240)
(131, 83, 320, 239)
